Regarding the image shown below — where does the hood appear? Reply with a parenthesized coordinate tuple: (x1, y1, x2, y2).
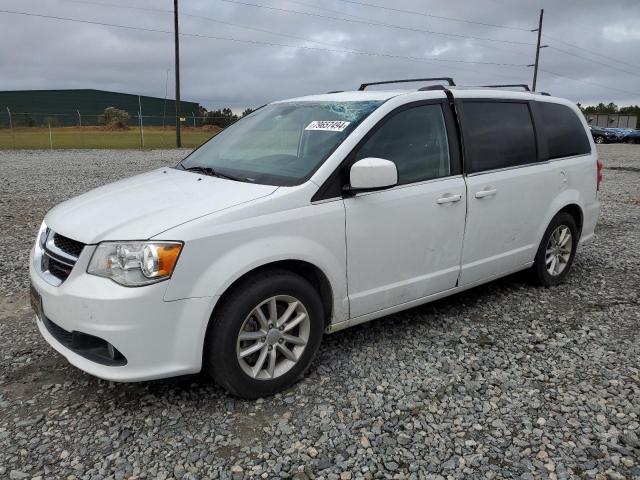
(45, 168, 278, 244)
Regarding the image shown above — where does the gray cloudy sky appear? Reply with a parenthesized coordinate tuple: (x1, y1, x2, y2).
(1, 0, 639, 111)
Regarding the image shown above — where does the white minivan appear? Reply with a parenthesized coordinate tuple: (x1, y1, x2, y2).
(30, 79, 601, 398)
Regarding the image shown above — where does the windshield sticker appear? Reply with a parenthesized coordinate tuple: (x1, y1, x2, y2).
(305, 120, 351, 132)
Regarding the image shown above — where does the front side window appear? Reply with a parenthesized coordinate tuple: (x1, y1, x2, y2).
(538, 102, 591, 159)
(354, 104, 451, 185)
(461, 101, 537, 173)
(179, 101, 383, 186)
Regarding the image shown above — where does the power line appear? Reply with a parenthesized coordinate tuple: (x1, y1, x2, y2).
(547, 45, 640, 79)
(285, 0, 366, 19)
(331, 0, 532, 31)
(0, 9, 530, 68)
(2, 3, 531, 88)
(58, 0, 524, 60)
(216, 0, 536, 47)
(61, 0, 352, 50)
(543, 34, 640, 71)
(57, 0, 164, 14)
(281, 0, 530, 58)
(539, 68, 639, 97)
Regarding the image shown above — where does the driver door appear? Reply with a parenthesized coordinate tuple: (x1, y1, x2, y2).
(344, 101, 467, 318)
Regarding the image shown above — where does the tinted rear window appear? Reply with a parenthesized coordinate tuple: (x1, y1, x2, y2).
(461, 101, 537, 173)
(538, 102, 591, 159)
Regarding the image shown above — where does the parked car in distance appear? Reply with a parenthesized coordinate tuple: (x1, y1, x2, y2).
(30, 79, 601, 398)
(589, 125, 619, 144)
(606, 127, 637, 142)
(622, 129, 640, 144)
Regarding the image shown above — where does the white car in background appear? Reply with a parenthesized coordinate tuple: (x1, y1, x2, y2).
(30, 78, 601, 398)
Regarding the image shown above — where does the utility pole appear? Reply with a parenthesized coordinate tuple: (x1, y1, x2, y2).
(173, 0, 182, 147)
(530, 9, 547, 92)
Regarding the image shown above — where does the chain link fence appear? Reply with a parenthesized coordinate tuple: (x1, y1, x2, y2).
(0, 110, 237, 149)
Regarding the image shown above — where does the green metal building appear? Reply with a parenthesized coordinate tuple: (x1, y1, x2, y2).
(0, 89, 202, 127)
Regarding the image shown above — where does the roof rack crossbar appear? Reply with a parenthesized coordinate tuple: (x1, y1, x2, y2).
(479, 84, 531, 91)
(359, 77, 455, 91)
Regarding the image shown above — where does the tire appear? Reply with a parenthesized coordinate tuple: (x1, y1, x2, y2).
(531, 212, 579, 287)
(204, 269, 324, 399)
(594, 136, 604, 144)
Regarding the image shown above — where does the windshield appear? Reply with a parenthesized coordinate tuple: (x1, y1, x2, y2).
(178, 100, 383, 186)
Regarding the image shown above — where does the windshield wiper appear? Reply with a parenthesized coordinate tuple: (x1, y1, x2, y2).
(180, 165, 253, 183)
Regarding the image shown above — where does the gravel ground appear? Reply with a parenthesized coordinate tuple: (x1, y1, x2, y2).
(0, 146, 639, 480)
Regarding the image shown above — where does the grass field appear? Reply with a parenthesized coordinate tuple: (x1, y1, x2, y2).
(0, 126, 220, 150)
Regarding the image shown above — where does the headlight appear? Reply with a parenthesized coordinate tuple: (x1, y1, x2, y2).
(87, 241, 183, 286)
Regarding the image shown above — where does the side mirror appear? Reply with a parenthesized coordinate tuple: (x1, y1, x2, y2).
(346, 158, 398, 193)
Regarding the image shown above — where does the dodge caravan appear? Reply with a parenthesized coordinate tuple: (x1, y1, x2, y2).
(30, 78, 601, 398)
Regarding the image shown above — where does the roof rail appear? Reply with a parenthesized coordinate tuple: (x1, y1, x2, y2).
(479, 84, 531, 91)
(359, 77, 455, 91)
(325, 90, 344, 94)
(418, 85, 446, 91)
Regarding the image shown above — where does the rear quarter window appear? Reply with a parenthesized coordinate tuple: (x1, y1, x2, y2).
(460, 101, 537, 173)
(537, 102, 591, 159)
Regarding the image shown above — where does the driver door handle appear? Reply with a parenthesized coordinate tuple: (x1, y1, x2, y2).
(437, 193, 462, 204)
(475, 188, 497, 199)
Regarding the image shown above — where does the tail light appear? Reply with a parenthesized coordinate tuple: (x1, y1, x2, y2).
(596, 159, 603, 191)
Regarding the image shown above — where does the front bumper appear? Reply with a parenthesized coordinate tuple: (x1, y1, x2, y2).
(30, 245, 216, 382)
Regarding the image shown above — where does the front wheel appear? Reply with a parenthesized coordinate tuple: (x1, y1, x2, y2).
(204, 270, 324, 399)
(531, 212, 579, 287)
(594, 136, 604, 144)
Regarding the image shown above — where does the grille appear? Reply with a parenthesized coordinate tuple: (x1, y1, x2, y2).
(53, 233, 85, 258)
(42, 253, 73, 281)
(40, 231, 85, 284)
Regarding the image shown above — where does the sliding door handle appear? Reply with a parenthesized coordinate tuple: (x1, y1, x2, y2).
(437, 193, 462, 204)
(475, 188, 497, 199)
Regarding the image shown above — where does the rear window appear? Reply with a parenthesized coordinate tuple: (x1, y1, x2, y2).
(461, 101, 537, 173)
(538, 102, 591, 159)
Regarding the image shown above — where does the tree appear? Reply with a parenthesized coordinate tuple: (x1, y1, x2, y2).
(203, 107, 238, 128)
(582, 102, 618, 114)
(241, 108, 254, 117)
(99, 107, 130, 128)
(619, 105, 640, 116)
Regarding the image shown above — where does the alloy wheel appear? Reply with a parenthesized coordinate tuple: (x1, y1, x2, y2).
(236, 295, 310, 380)
(545, 225, 572, 276)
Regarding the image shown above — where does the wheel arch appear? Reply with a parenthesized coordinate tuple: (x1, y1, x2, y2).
(210, 259, 335, 329)
(557, 203, 583, 236)
(534, 191, 586, 259)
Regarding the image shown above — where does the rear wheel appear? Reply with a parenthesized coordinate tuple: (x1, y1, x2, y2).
(594, 136, 604, 144)
(204, 270, 324, 399)
(531, 212, 579, 287)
